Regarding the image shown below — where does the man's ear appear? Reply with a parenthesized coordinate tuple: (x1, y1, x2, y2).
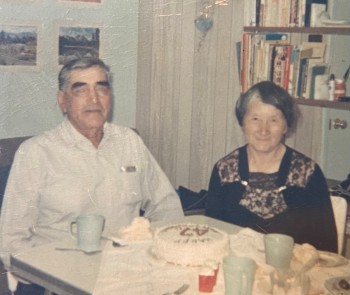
(57, 91, 67, 113)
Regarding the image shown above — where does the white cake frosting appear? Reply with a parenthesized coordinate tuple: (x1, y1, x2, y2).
(153, 223, 230, 266)
(118, 217, 153, 241)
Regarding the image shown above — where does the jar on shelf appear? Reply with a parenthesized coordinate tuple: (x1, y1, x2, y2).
(334, 79, 346, 100)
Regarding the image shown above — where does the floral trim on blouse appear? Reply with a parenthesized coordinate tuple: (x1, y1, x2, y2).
(216, 148, 316, 219)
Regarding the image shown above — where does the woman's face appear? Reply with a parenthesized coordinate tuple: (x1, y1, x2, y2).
(242, 99, 288, 154)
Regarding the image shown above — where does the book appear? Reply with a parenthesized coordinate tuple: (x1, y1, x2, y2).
(270, 44, 292, 90)
(301, 41, 326, 59)
(309, 63, 329, 99)
(256, 0, 261, 26)
(283, 45, 293, 89)
(279, 0, 290, 27)
(304, 0, 328, 27)
(298, 58, 309, 97)
(303, 59, 327, 98)
(310, 3, 327, 27)
(295, 48, 313, 97)
(288, 47, 300, 95)
(244, 0, 257, 26)
(313, 74, 329, 99)
(248, 33, 290, 85)
(299, 0, 307, 27)
(265, 0, 279, 27)
(265, 33, 289, 41)
(290, 0, 299, 27)
(241, 33, 253, 93)
(260, 0, 267, 26)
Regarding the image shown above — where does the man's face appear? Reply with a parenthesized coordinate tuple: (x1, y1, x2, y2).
(57, 66, 111, 135)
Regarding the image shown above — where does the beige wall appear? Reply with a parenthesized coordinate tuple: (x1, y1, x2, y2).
(137, 0, 246, 191)
(2, 0, 343, 192)
(0, 0, 138, 138)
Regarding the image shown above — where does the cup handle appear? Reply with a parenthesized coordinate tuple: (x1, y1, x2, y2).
(102, 218, 105, 233)
(70, 221, 77, 239)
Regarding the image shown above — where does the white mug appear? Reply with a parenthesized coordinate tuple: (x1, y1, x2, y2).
(70, 214, 105, 252)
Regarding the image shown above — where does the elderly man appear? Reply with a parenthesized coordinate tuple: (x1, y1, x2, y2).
(0, 57, 184, 295)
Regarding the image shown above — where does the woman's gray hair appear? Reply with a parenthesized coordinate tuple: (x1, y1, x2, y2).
(58, 57, 112, 91)
(235, 81, 299, 132)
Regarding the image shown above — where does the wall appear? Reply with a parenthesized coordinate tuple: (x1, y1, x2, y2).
(327, 0, 350, 92)
(321, 0, 350, 180)
(0, 0, 138, 138)
(2, 0, 348, 191)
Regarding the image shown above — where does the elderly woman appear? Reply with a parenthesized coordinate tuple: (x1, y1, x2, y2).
(205, 81, 338, 253)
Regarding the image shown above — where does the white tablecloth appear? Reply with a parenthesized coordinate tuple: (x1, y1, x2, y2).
(93, 228, 349, 295)
(92, 240, 194, 294)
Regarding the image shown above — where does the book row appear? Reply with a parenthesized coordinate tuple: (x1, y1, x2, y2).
(244, 0, 328, 28)
(240, 32, 329, 100)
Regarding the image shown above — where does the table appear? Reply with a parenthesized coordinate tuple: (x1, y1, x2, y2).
(10, 215, 241, 295)
(10, 215, 350, 295)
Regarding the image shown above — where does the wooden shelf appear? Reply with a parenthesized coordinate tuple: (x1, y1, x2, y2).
(295, 98, 350, 110)
(244, 26, 350, 35)
(243, 26, 350, 111)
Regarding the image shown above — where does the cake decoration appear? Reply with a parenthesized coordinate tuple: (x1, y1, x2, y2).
(153, 223, 230, 266)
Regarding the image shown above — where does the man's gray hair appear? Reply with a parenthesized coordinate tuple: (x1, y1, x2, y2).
(58, 57, 112, 91)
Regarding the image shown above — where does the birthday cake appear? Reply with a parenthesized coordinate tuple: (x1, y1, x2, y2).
(153, 223, 230, 266)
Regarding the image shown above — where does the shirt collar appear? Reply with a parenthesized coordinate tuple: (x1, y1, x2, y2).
(60, 118, 111, 149)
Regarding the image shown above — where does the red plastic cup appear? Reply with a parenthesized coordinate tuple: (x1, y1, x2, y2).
(198, 267, 215, 293)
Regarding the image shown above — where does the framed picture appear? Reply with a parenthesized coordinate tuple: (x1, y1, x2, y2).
(0, 0, 43, 3)
(0, 22, 41, 70)
(58, 0, 102, 3)
(57, 24, 102, 66)
(69, 0, 101, 2)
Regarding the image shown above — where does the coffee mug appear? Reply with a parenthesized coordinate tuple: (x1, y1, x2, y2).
(70, 214, 105, 252)
(223, 255, 256, 295)
(264, 233, 294, 270)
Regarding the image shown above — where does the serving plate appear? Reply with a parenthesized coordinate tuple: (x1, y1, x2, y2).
(325, 276, 350, 295)
(318, 251, 348, 268)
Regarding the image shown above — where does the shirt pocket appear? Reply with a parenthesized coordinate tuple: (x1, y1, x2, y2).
(115, 165, 143, 205)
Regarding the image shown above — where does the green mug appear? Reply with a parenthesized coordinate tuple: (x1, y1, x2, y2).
(70, 214, 105, 252)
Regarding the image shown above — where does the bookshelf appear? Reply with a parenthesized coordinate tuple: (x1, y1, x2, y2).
(295, 98, 350, 110)
(241, 26, 350, 111)
(243, 26, 350, 36)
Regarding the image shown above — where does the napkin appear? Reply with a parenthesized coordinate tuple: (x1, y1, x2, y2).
(93, 241, 191, 295)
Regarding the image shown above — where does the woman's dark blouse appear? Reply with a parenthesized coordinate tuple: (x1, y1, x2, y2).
(205, 145, 338, 253)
